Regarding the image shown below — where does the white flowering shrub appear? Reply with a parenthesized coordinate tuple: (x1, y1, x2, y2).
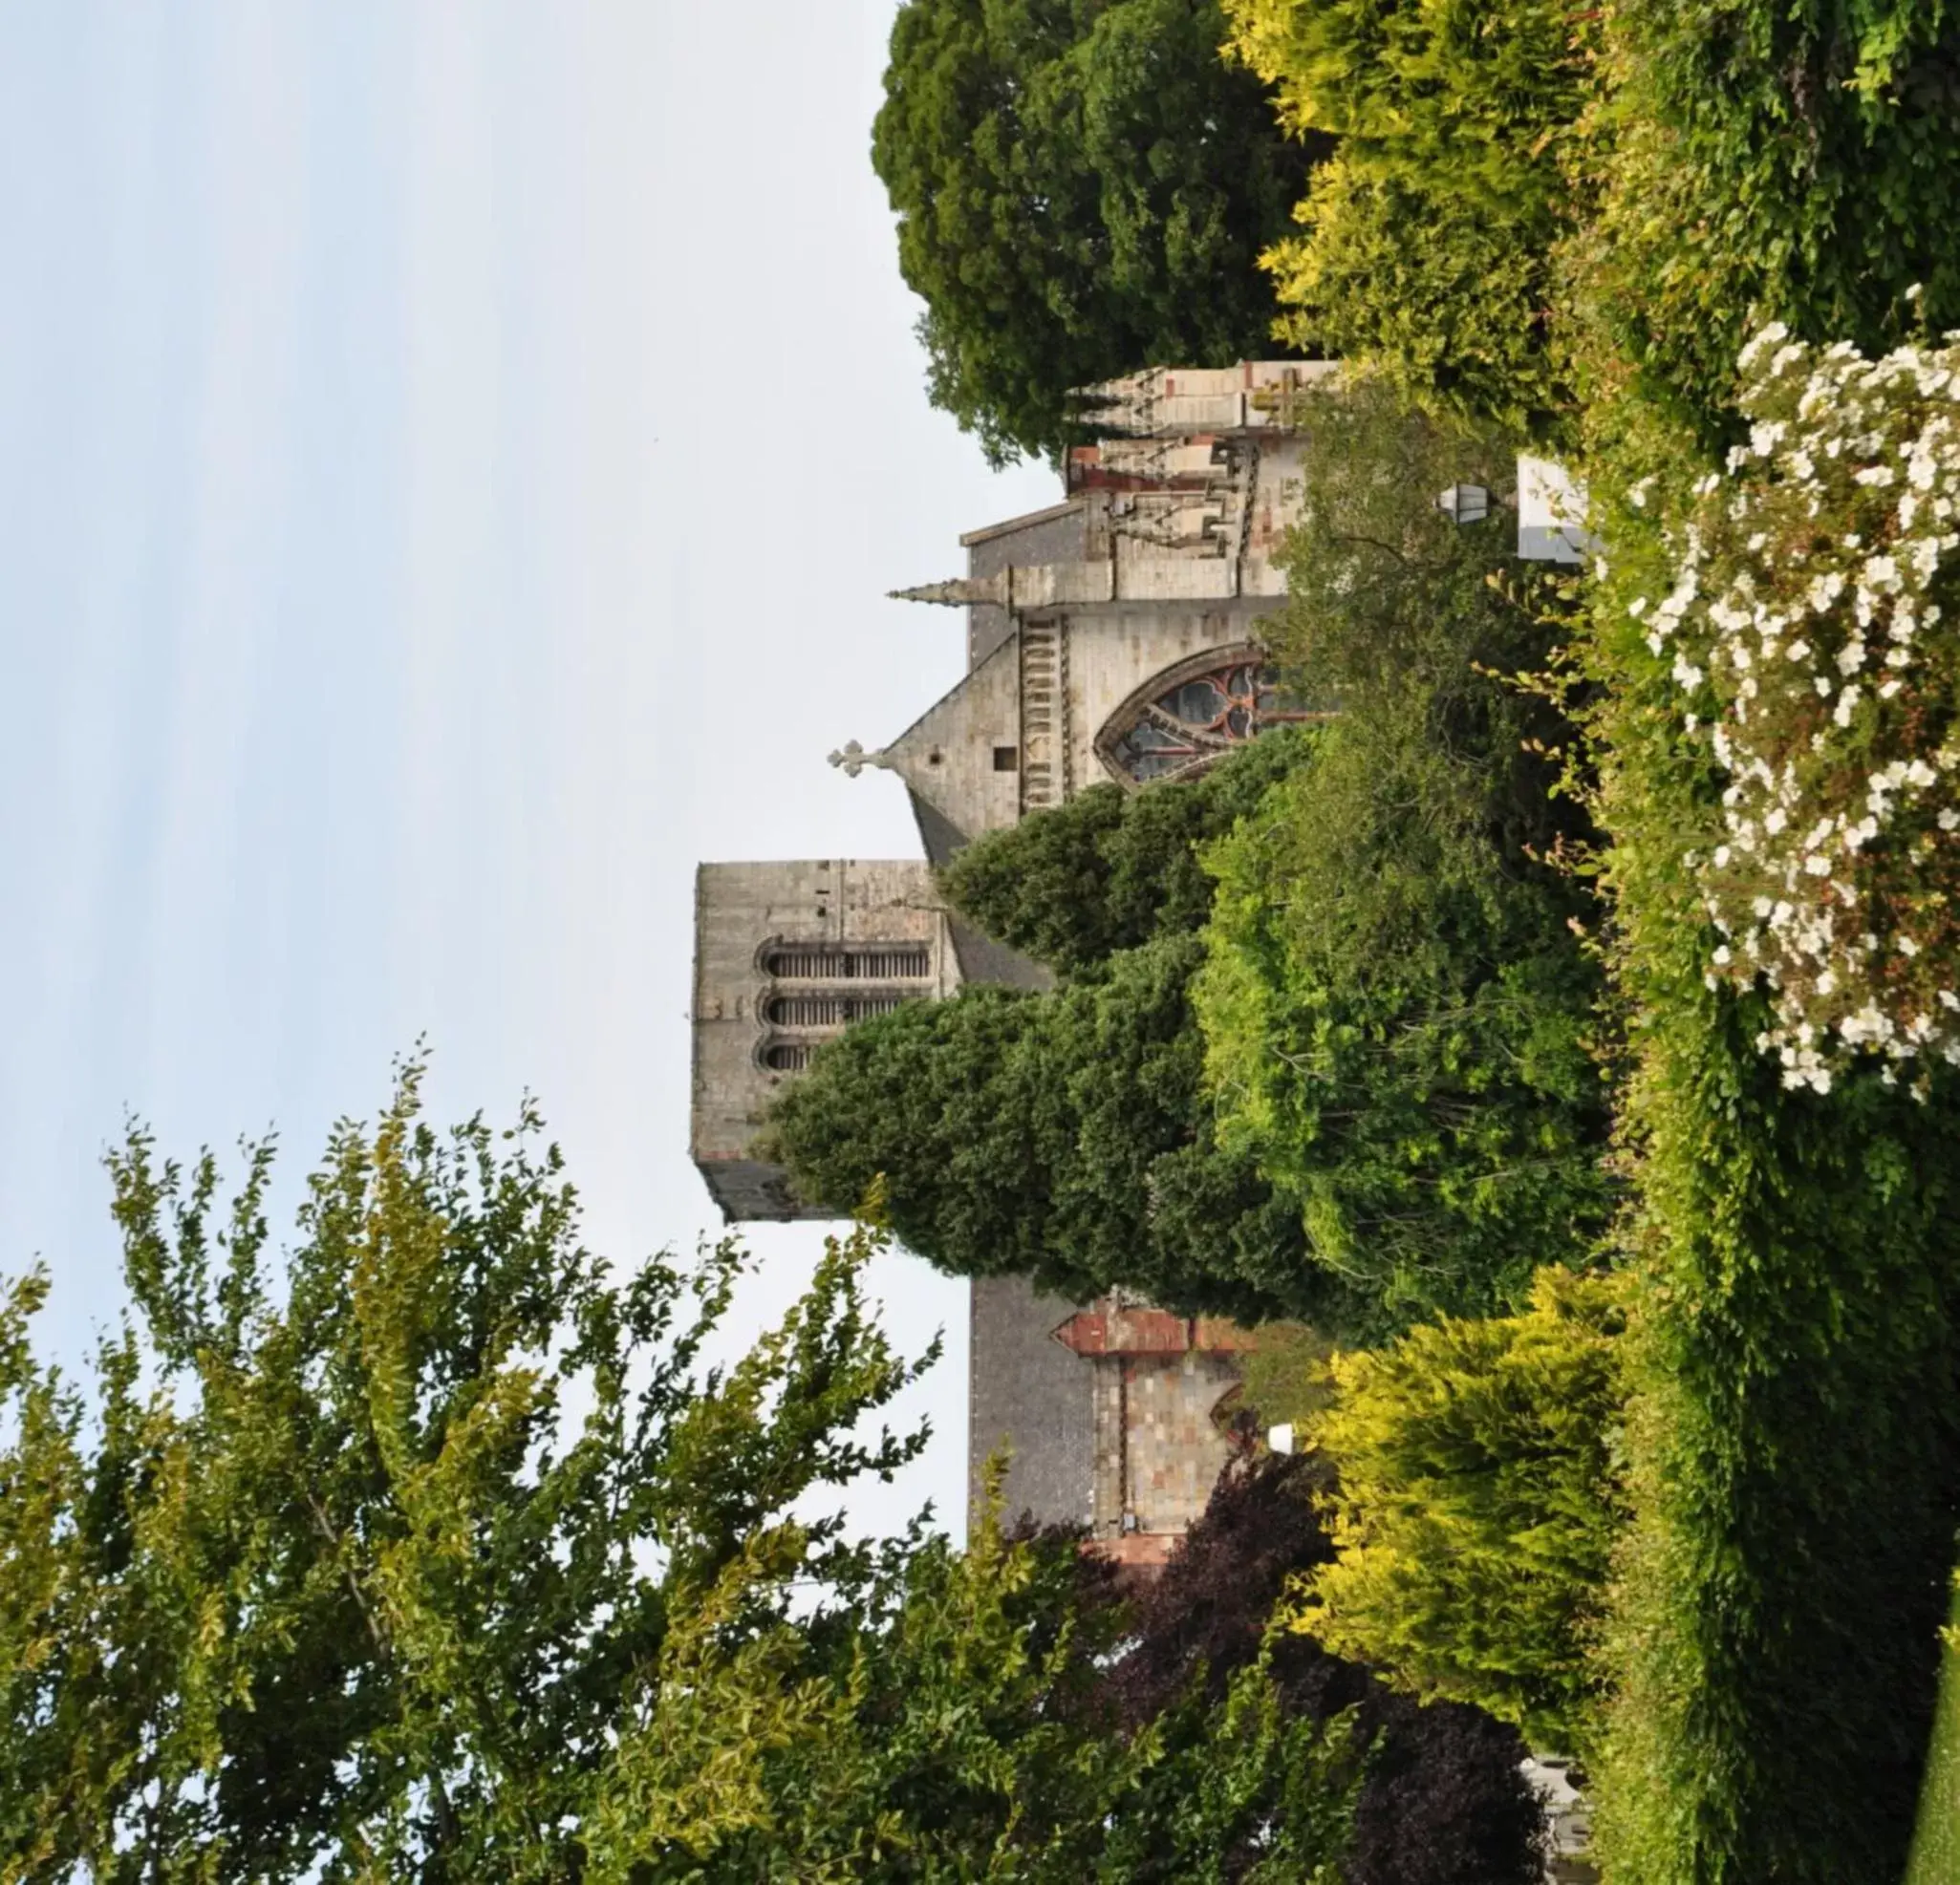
(1637, 318, 1960, 1091)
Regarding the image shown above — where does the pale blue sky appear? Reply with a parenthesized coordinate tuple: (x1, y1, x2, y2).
(0, 3, 1057, 1538)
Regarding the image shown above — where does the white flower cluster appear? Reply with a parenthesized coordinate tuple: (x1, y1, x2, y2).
(1637, 321, 1960, 1092)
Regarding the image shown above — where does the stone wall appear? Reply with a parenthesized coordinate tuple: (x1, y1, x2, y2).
(690, 859, 956, 1221)
(1087, 1349, 1246, 1549)
(1063, 605, 1276, 789)
(1078, 360, 1341, 439)
(882, 637, 1025, 843)
(1049, 1302, 1257, 1554)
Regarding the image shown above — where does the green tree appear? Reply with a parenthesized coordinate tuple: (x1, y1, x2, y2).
(773, 392, 1611, 1337)
(1222, 0, 1596, 431)
(1256, 374, 1585, 810)
(1294, 1268, 1629, 1753)
(1196, 736, 1609, 1331)
(590, 1490, 1366, 1881)
(1195, 380, 1611, 1332)
(0, 1063, 934, 1879)
(939, 728, 1317, 975)
(764, 933, 1341, 1325)
(873, 0, 1322, 465)
(0, 1065, 1376, 1880)
(1566, 0, 1960, 448)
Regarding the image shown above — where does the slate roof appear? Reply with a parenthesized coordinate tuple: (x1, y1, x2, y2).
(908, 786, 969, 869)
(963, 498, 1088, 667)
(968, 1274, 1095, 1531)
(907, 792, 1055, 996)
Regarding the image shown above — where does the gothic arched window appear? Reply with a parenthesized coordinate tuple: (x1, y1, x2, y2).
(1094, 646, 1332, 786)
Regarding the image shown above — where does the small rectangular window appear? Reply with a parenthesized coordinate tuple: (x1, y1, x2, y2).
(993, 745, 1019, 772)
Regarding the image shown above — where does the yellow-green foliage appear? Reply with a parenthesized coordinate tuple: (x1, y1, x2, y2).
(592, 1485, 1367, 1883)
(1909, 1574, 1960, 1885)
(1260, 161, 1561, 434)
(0, 1064, 939, 1877)
(0, 1068, 1375, 1881)
(1223, 0, 1596, 432)
(1292, 1268, 1628, 1753)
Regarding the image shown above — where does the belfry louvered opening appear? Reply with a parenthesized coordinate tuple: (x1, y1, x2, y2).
(763, 1041, 813, 1072)
(763, 945, 931, 980)
(763, 991, 913, 1027)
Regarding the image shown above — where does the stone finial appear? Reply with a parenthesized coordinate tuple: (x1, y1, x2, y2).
(828, 739, 893, 780)
(888, 579, 978, 606)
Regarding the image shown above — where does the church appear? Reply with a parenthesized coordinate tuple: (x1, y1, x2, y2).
(689, 361, 1336, 1568)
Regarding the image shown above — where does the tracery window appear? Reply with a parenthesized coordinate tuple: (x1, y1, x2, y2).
(1096, 650, 1331, 786)
(763, 945, 931, 980)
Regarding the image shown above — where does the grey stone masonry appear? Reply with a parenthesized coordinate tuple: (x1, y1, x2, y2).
(689, 860, 958, 1221)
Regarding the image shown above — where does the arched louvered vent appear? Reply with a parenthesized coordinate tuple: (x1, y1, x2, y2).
(856, 949, 929, 979)
(763, 945, 931, 980)
(763, 1041, 813, 1072)
(766, 993, 843, 1027)
(764, 991, 913, 1027)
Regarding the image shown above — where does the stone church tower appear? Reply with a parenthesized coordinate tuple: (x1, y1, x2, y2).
(690, 361, 1333, 1562)
(690, 860, 960, 1221)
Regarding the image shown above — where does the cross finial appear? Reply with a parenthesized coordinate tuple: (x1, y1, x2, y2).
(828, 739, 892, 780)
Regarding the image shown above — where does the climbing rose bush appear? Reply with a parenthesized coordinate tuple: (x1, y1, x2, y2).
(1640, 317, 1960, 1091)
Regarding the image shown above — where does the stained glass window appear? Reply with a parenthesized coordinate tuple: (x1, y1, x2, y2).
(1105, 659, 1330, 784)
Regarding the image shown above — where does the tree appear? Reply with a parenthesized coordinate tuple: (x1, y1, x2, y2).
(1195, 380, 1613, 1333)
(1296, 1267, 1630, 1753)
(938, 728, 1317, 975)
(762, 932, 1357, 1327)
(1256, 375, 1588, 827)
(592, 1490, 1367, 1881)
(1221, 0, 1596, 431)
(775, 388, 1613, 1336)
(1108, 1453, 1548, 1885)
(0, 1065, 1376, 1880)
(872, 0, 1323, 464)
(0, 1063, 934, 1878)
(1196, 737, 1610, 1332)
(771, 390, 1614, 1336)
